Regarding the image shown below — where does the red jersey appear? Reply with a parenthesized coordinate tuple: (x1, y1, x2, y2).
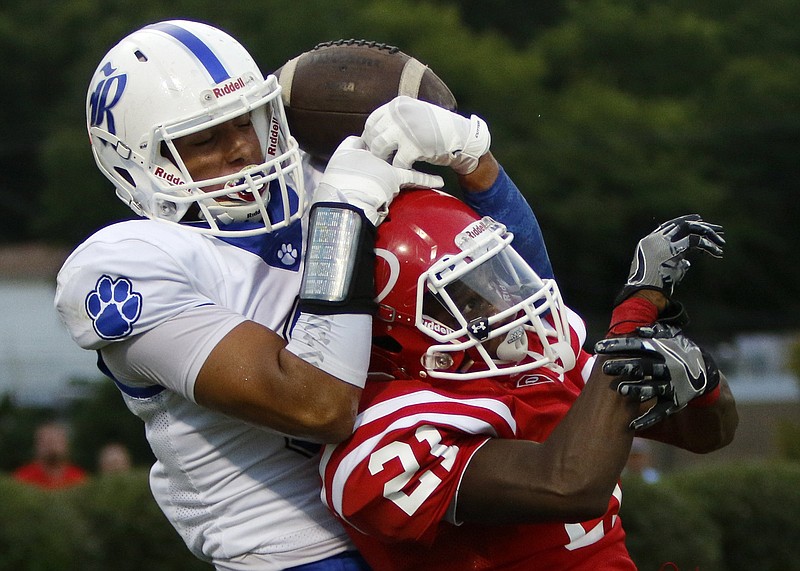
(320, 314, 636, 570)
(13, 462, 87, 489)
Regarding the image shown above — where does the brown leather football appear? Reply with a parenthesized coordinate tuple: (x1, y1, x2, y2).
(275, 39, 457, 161)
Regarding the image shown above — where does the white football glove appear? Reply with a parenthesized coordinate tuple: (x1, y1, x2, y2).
(363, 95, 491, 175)
(314, 135, 444, 225)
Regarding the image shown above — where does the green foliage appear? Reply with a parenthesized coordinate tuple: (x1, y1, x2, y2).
(620, 475, 722, 570)
(2, 463, 799, 569)
(71, 470, 210, 570)
(67, 379, 155, 470)
(0, 477, 94, 571)
(669, 462, 800, 571)
(776, 420, 800, 462)
(441, 0, 569, 47)
(35, 126, 134, 244)
(0, 472, 210, 571)
(2, 0, 798, 333)
(778, 336, 800, 462)
(0, 396, 61, 471)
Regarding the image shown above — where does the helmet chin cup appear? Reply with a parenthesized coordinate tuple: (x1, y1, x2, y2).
(496, 326, 528, 362)
(202, 165, 272, 225)
(222, 165, 268, 201)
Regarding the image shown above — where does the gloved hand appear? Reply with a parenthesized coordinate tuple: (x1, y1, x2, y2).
(362, 95, 491, 175)
(315, 135, 444, 225)
(616, 215, 725, 305)
(594, 323, 721, 430)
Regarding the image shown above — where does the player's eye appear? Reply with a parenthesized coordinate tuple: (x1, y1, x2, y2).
(179, 130, 214, 148)
(461, 295, 490, 319)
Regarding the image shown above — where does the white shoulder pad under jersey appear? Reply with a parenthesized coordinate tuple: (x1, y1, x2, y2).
(55, 218, 305, 350)
(301, 150, 326, 190)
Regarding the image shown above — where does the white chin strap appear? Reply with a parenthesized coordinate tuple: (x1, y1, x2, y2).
(550, 341, 577, 371)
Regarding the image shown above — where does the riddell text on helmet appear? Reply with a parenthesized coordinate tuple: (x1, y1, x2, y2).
(212, 76, 246, 99)
(154, 166, 184, 185)
(267, 118, 280, 156)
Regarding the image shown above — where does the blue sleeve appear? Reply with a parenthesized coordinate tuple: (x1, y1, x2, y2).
(462, 166, 554, 279)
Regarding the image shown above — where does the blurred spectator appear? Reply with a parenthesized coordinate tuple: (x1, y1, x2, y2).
(13, 421, 87, 489)
(97, 442, 132, 474)
(624, 438, 661, 484)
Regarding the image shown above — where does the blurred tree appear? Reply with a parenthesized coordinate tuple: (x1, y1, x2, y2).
(0, 395, 59, 471)
(68, 379, 155, 471)
(0, 0, 796, 337)
(430, 0, 569, 47)
(670, 462, 800, 570)
(0, 477, 95, 570)
(777, 335, 800, 462)
(489, 0, 800, 336)
(71, 472, 210, 570)
(0, 379, 154, 474)
(620, 474, 722, 569)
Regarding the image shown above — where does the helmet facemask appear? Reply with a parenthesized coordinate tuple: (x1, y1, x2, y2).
(86, 20, 305, 237)
(416, 217, 575, 380)
(137, 76, 303, 235)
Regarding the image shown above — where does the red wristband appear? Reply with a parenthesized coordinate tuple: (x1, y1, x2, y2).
(688, 384, 721, 408)
(607, 297, 659, 337)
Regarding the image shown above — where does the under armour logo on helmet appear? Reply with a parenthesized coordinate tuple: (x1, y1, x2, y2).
(468, 317, 490, 340)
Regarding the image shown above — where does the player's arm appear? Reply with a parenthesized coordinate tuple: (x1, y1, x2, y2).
(455, 355, 640, 525)
(194, 318, 364, 443)
(98, 302, 365, 444)
(635, 373, 738, 453)
(597, 215, 737, 450)
(597, 327, 739, 453)
(197, 136, 443, 443)
(459, 153, 554, 279)
(362, 96, 554, 278)
(457, 214, 734, 524)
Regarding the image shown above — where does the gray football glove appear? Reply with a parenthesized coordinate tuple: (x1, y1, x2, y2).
(615, 215, 725, 305)
(594, 324, 721, 430)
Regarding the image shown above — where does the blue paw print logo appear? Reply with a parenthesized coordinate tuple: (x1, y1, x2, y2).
(278, 243, 298, 266)
(85, 275, 142, 340)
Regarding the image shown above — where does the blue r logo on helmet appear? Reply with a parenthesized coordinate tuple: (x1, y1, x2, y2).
(89, 62, 127, 134)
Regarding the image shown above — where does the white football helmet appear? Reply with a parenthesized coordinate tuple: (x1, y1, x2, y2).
(86, 20, 305, 236)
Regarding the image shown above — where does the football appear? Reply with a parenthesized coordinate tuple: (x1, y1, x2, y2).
(274, 39, 457, 161)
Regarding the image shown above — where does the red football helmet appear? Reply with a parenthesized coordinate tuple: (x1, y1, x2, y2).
(372, 188, 575, 381)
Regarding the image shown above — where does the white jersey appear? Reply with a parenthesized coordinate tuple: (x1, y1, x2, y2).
(54, 177, 354, 567)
